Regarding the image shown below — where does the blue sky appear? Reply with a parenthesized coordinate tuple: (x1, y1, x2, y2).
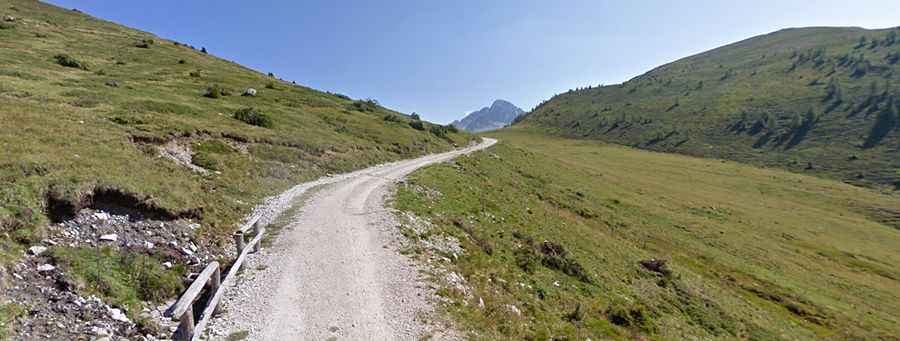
(48, 1, 899, 123)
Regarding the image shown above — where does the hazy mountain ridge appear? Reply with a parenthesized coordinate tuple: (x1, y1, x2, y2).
(452, 99, 524, 132)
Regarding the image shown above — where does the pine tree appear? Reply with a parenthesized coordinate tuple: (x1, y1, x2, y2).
(825, 78, 841, 102)
(864, 96, 897, 148)
(803, 108, 818, 126)
(791, 113, 803, 129)
(766, 113, 777, 131)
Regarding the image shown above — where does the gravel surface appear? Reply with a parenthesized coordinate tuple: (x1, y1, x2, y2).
(205, 138, 496, 340)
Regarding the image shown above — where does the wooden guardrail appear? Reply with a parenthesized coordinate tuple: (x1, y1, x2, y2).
(166, 216, 265, 341)
(166, 261, 220, 340)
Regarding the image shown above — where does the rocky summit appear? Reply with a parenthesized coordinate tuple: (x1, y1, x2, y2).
(451, 99, 524, 133)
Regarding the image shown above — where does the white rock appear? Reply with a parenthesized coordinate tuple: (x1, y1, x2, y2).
(12, 273, 22, 280)
(143, 241, 155, 249)
(189, 242, 198, 252)
(553, 281, 560, 287)
(94, 212, 110, 221)
(99, 234, 118, 242)
(90, 326, 110, 336)
(108, 307, 130, 323)
(243, 88, 257, 96)
(507, 304, 522, 316)
(478, 297, 485, 309)
(37, 264, 55, 272)
(180, 247, 194, 256)
(28, 246, 48, 256)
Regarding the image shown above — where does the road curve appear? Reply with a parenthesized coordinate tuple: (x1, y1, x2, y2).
(206, 138, 496, 340)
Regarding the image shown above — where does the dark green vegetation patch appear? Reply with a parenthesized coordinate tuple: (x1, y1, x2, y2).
(232, 107, 273, 128)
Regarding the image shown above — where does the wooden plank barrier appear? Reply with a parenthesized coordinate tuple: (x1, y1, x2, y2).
(167, 216, 265, 340)
(190, 223, 266, 340)
(166, 262, 220, 341)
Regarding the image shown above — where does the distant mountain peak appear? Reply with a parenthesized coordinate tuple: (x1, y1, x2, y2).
(452, 99, 524, 133)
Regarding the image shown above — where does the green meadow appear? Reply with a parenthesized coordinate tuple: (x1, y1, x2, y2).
(396, 128, 900, 340)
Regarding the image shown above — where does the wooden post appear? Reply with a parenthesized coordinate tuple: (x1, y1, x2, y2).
(233, 231, 245, 256)
(210, 266, 222, 314)
(175, 305, 194, 341)
(252, 222, 261, 253)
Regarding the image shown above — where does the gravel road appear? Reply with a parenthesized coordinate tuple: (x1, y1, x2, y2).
(206, 138, 496, 340)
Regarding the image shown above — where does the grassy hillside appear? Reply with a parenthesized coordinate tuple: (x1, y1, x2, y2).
(395, 128, 900, 340)
(519, 27, 900, 190)
(0, 0, 471, 253)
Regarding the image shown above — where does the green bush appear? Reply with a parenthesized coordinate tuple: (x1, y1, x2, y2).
(192, 152, 220, 171)
(53, 54, 87, 70)
(409, 120, 425, 130)
(383, 114, 403, 123)
(233, 107, 273, 128)
(350, 99, 379, 112)
(265, 81, 276, 89)
(0, 22, 15, 30)
(203, 84, 229, 98)
(429, 125, 448, 138)
(134, 39, 154, 48)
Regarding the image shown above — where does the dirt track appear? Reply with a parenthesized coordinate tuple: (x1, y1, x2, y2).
(206, 138, 496, 340)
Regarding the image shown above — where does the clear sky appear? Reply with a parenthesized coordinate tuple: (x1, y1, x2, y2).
(47, 0, 898, 123)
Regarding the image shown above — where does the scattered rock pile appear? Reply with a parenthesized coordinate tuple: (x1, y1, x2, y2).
(49, 210, 221, 266)
(2, 209, 228, 340)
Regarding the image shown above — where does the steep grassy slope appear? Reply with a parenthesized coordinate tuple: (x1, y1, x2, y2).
(0, 1, 471, 254)
(519, 27, 900, 190)
(395, 129, 900, 340)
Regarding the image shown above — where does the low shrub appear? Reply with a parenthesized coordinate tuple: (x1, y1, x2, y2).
(383, 114, 403, 122)
(191, 152, 220, 171)
(53, 54, 87, 70)
(203, 84, 229, 98)
(429, 125, 454, 138)
(0, 22, 15, 30)
(233, 107, 273, 128)
(606, 301, 654, 332)
(265, 81, 276, 89)
(134, 39, 154, 48)
(409, 120, 426, 131)
(350, 99, 379, 112)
